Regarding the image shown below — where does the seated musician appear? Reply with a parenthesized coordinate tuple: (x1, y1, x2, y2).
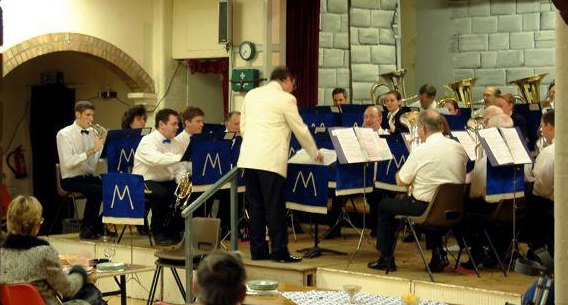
(384, 90, 409, 134)
(546, 81, 555, 108)
(524, 110, 555, 254)
(409, 84, 437, 111)
(473, 86, 501, 117)
(133, 109, 187, 245)
(483, 105, 504, 124)
(443, 100, 460, 115)
(56, 101, 106, 240)
(368, 110, 467, 272)
(121, 104, 147, 129)
(332, 87, 349, 109)
(176, 106, 205, 147)
(497, 94, 528, 139)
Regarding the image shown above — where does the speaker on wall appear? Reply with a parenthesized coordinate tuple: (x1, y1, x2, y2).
(218, 1, 232, 44)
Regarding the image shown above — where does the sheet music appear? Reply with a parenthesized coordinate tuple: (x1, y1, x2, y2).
(288, 148, 336, 166)
(355, 127, 392, 161)
(451, 131, 477, 161)
(500, 127, 532, 164)
(478, 128, 513, 165)
(331, 128, 366, 163)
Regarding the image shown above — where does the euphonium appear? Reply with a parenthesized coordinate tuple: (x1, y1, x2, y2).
(509, 73, 547, 104)
(370, 69, 408, 105)
(174, 172, 193, 210)
(89, 123, 107, 138)
(400, 111, 421, 150)
(437, 78, 477, 117)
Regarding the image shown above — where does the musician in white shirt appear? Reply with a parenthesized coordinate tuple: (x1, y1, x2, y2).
(175, 106, 204, 176)
(57, 101, 106, 240)
(473, 86, 501, 118)
(368, 110, 467, 272)
(409, 84, 437, 111)
(133, 108, 186, 245)
(238, 66, 323, 263)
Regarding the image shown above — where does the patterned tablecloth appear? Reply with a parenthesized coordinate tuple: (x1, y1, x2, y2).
(281, 290, 447, 305)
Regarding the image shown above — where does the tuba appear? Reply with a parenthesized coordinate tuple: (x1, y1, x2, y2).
(509, 74, 547, 104)
(89, 123, 107, 138)
(400, 111, 421, 150)
(438, 78, 477, 118)
(370, 69, 409, 105)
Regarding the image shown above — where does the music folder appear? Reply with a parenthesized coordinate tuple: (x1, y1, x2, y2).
(180, 132, 235, 162)
(100, 127, 152, 158)
(328, 127, 393, 164)
(476, 127, 533, 167)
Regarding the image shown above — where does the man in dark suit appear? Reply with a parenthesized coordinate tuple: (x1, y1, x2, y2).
(383, 90, 409, 134)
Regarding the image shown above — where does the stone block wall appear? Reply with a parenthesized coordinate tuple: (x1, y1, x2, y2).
(319, 0, 399, 105)
(450, 0, 556, 101)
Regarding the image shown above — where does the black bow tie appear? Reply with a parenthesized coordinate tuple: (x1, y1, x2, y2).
(80, 130, 90, 135)
(162, 139, 171, 144)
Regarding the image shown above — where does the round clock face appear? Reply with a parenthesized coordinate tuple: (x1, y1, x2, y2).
(239, 42, 255, 60)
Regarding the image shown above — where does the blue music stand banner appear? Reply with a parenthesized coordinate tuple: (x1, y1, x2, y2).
(486, 164, 525, 202)
(192, 140, 232, 192)
(444, 114, 468, 131)
(340, 112, 363, 127)
(104, 128, 149, 173)
(286, 164, 330, 214)
(515, 103, 542, 151)
(230, 137, 246, 189)
(102, 173, 145, 225)
(375, 135, 409, 192)
(332, 163, 374, 195)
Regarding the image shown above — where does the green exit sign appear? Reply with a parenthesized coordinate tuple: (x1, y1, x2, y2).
(231, 69, 259, 92)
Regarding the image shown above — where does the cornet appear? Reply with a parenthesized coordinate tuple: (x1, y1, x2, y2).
(89, 123, 107, 138)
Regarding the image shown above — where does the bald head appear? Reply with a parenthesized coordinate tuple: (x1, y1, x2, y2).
(483, 86, 501, 106)
(483, 105, 504, 122)
(487, 113, 513, 128)
(363, 105, 383, 129)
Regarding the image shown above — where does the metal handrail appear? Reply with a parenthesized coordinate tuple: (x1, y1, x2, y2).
(182, 166, 240, 303)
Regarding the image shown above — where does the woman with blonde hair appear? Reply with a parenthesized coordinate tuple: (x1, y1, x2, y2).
(0, 195, 93, 305)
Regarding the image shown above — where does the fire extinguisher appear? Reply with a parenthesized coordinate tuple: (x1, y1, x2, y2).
(6, 146, 28, 179)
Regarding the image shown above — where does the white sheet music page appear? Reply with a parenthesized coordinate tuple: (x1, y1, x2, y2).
(500, 127, 532, 164)
(354, 127, 392, 161)
(451, 131, 477, 161)
(331, 128, 366, 163)
(288, 148, 337, 166)
(478, 127, 513, 165)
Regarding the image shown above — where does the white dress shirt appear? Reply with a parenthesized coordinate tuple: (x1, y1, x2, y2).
(409, 100, 437, 111)
(238, 81, 318, 178)
(398, 132, 467, 202)
(175, 130, 193, 175)
(469, 145, 488, 199)
(527, 142, 554, 201)
(56, 122, 101, 179)
(133, 130, 187, 182)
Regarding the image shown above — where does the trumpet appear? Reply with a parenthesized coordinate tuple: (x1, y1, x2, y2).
(89, 123, 107, 138)
(174, 172, 193, 210)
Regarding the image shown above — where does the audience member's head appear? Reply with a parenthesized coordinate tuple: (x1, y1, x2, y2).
(541, 110, 555, 143)
(483, 86, 501, 106)
(487, 113, 514, 128)
(496, 94, 514, 116)
(182, 106, 205, 135)
(332, 88, 348, 107)
(7, 195, 43, 236)
(418, 84, 436, 109)
(196, 251, 246, 305)
(443, 100, 460, 115)
(225, 111, 241, 135)
(483, 105, 504, 123)
(74, 101, 96, 129)
(121, 105, 147, 129)
(384, 90, 402, 113)
(363, 105, 383, 129)
(417, 110, 444, 142)
(270, 66, 295, 93)
(155, 108, 180, 139)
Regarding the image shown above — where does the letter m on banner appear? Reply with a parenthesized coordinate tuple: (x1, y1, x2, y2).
(102, 173, 145, 225)
(285, 164, 329, 214)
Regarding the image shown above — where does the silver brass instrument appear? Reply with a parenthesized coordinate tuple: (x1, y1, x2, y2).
(174, 172, 193, 210)
(89, 123, 107, 138)
(400, 111, 421, 151)
(509, 74, 547, 104)
(401, 94, 419, 105)
(370, 69, 409, 105)
(438, 78, 477, 118)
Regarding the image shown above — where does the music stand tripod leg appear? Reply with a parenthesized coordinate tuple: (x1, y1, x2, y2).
(297, 220, 346, 258)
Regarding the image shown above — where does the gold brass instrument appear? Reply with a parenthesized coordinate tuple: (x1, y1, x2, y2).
(174, 172, 193, 210)
(400, 111, 421, 150)
(370, 69, 408, 105)
(89, 123, 107, 138)
(437, 78, 477, 113)
(509, 73, 547, 104)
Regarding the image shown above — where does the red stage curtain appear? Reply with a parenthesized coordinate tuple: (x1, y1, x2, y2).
(552, 0, 568, 24)
(187, 58, 229, 117)
(286, 0, 320, 107)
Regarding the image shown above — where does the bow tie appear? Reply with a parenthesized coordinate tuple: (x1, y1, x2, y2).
(80, 130, 90, 135)
(162, 139, 171, 144)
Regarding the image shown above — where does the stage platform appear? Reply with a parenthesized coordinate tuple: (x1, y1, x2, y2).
(47, 225, 533, 305)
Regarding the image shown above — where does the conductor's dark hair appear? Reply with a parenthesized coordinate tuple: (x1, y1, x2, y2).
(332, 88, 347, 98)
(542, 109, 554, 127)
(121, 105, 147, 129)
(154, 108, 179, 129)
(386, 90, 402, 101)
(270, 66, 294, 82)
(182, 106, 205, 124)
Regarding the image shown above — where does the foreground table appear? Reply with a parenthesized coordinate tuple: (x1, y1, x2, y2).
(95, 264, 154, 305)
(243, 283, 325, 305)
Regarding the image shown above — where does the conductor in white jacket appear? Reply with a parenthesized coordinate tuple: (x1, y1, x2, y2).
(238, 66, 323, 263)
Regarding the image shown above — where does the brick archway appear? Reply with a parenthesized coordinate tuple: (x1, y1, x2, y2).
(2, 33, 155, 93)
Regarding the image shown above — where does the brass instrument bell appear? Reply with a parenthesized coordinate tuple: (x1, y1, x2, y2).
(400, 111, 421, 150)
(370, 69, 408, 105)
(509, 73, 547, 104)
(174, 172, 193, 210)
(437, 78, 477, 118)
(89, 123, 107, 138)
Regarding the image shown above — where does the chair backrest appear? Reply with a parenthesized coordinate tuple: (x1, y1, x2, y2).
(54, 164, 68, 196)
(412, 183, 468, 227)
(192, 217, 221, 251)
(0, 283, 47, 305)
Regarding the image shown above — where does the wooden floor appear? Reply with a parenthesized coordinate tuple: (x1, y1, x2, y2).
(58, 223, 533, 297)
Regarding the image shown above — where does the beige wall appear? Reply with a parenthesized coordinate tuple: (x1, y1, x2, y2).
(1, 52, 134, 196)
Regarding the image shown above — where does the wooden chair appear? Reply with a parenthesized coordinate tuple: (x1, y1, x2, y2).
(146, 217, 221, 305)
(0, 283, 46, 305)
(386, 183, 475, 282)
